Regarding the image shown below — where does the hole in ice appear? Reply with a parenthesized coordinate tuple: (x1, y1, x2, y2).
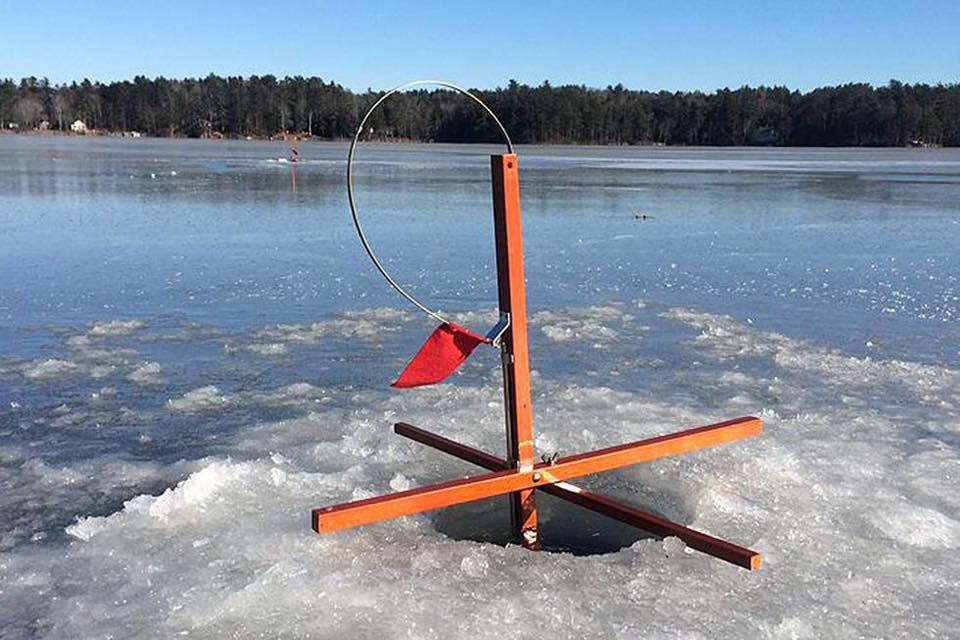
(433, 491, 662, 555)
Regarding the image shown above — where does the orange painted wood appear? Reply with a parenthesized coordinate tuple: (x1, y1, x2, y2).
(394, 421, 761, 570)
(546, 482, 762, 570)
(490, 153, 538, 548)
(544, 416, 760, 478)
(313, 465, 521, 533)
(395, 422, 506, 469)
(313, 416, 760, 534)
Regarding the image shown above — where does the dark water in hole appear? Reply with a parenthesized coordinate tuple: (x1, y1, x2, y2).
(433, 491, 658, 555)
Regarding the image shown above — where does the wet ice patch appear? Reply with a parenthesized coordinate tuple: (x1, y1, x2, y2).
(4, 302, 960, 638)
(127, 361, 163, 385)
(21, 358, 79, 380)
(21, 350, 135, 383)
(0, 447, 197, 550)
(19, 327, 150, 384)
(69, 460, 248, 535)
(4, 362, 959, 638)
(459, 548, 491, 577)
(253, 381, 327, 401)
(166, 386, 234, 413)
(87, 319, 146, 337)
(243, 342, 288, 356)
(532, 305, 637, 344)
(770, 618, 817, 640)
(663, 307, 960, 410)
(870, 503, 960, 549)
(144, 323, 227, 343)
(251, 307, 411, 346)
(64, 334, 136, 365)
(449, 308, 501, 329)
(161, 382, 338, 420)
(64, 335, 92, 349)
(89, 386, 116, 402)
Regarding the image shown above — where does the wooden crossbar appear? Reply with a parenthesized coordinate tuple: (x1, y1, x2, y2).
(312, 416, 760, 534)
(393, 422, 761, 570)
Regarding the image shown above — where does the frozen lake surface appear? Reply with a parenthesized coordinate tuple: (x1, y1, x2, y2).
(0, 137, 958, 638)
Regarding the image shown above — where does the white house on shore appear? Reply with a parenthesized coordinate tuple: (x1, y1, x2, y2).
(70, 119, 87, 134)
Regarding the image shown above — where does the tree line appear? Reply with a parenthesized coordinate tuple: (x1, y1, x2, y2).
(2, 75, 958, 146)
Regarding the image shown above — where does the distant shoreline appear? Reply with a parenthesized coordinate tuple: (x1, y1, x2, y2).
(3, 76, 957, 148)
(0, 129, 947, 149)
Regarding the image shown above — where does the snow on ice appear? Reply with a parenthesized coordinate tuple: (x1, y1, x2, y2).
(0, 305, 957, 638)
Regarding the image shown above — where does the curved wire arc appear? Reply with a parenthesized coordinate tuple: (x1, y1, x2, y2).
(346, 80, 513, 325)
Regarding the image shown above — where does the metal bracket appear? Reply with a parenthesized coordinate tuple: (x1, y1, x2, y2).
(485, 312, 511, 348)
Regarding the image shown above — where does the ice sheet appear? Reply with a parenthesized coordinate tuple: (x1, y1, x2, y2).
(1, 140, 958, 638)
(1, 305, 957, 638)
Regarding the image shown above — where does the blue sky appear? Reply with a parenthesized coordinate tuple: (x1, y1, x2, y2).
(2, 0, 957, 91)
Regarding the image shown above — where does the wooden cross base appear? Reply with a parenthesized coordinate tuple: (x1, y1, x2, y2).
(312, 415, 761, 570)
(315, 152, 762, 570)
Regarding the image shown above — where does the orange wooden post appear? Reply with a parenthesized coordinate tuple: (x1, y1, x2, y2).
(490, 153, 539, 549)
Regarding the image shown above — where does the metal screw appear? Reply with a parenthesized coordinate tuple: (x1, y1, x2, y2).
(532, 472, 542, 482)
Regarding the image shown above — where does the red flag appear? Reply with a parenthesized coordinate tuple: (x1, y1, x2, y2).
(392, 323, 489, 388)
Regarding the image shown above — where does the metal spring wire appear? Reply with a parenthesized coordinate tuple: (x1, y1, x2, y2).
(345, 80, 514, 325)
